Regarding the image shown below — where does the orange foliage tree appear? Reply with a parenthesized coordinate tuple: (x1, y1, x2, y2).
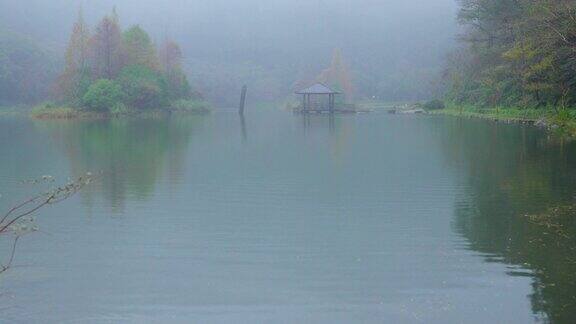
(317, 49, 355, 102)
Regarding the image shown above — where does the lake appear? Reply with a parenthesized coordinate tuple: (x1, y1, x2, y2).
(0, 112, 575, 323)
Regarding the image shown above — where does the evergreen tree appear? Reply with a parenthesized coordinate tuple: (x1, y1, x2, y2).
(65, 9, 90, 72)
(123, 25, 159, 71)
(161, 40, 183, 73)
(317, 49, 355, 102)
(91, 14, 124, 79)
(56, 8, 91, 103)
(160, 40, 191, 99)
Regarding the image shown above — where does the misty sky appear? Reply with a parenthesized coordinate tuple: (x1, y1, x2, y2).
(0, 0, 458, 105)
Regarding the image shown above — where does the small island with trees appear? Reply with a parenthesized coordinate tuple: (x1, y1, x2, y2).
(32, 9, 210, 119)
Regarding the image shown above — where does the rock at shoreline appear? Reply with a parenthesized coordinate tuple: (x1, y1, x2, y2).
(535, 118, 548, 128)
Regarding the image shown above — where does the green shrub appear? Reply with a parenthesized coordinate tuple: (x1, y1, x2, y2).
(170, 99, 211, 113)
(122, 26, 159, 70)
(423, 99, 445, 110)
(554, 109, 575, 126)
(166, 70, 192, 100)
(31, 103, 78, 119)
(58, 68, 93, 107)
(82, 79, 124, 112)
(118, 65, 168, 110)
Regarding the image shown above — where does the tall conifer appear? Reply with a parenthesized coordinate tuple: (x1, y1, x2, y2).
(56, 8, 91, 102)
(91, 12, 124, 79)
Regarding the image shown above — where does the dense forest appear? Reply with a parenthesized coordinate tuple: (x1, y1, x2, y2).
(445, 0, 576, 109)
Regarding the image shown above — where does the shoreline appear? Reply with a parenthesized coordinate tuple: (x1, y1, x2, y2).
(30, 108, 212, 120)
(0, 109, 211, 120)
(428, 105, 576, 136)
(355, 100, 576, 136)
(0, 102, 213, 120)
(5, 102, 576, 137)
(2, 103, 212, 120)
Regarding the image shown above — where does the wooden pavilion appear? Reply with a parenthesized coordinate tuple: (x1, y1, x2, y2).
(296, 83, 340, 113)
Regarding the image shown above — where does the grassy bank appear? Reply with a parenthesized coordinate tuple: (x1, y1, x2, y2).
(430, 103, 546, 121)
(29, 100, 212, 120)
(430, 103, 576, 136)
(356, 100, 413, 111)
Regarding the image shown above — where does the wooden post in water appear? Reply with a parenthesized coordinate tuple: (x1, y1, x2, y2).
(240, 113, 247, 142)
(239, 85, 248, 114)
(329, 93, 335, 113)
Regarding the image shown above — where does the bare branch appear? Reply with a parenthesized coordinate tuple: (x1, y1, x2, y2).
(0, 173, 94, 275)
(0, 236, 20, 274)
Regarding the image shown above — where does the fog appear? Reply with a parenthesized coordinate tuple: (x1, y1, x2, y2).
(0, 0, 457, 106)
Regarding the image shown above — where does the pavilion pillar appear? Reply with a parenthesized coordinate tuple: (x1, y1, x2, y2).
(296, 84, 340, 113)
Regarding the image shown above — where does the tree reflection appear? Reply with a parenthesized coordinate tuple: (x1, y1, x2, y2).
(435, 117, 576, 323)
(34, 116, 201, 212)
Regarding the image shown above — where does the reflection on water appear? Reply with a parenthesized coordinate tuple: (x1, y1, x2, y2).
(434, 117, 576, 323)
(240, 113, 248, 142)
(0, 113, 575, 322)
(33, 117, 202, 212)
(300, 114, 337, 134)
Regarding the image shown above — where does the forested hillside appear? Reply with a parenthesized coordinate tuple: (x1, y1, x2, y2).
(0, 29, 58, 105)
(445, 0, 576, 109)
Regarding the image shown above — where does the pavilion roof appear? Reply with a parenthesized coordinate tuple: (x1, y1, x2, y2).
(296, 83, 340, 95)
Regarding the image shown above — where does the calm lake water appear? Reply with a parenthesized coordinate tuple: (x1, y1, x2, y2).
(0, 112, 575, 323)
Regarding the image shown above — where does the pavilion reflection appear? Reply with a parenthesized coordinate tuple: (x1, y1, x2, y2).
(300, 113, 337, 135)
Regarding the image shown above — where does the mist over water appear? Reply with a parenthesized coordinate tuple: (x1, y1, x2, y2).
(0, 0, 457, 105)
(4, 1, 576, 323)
